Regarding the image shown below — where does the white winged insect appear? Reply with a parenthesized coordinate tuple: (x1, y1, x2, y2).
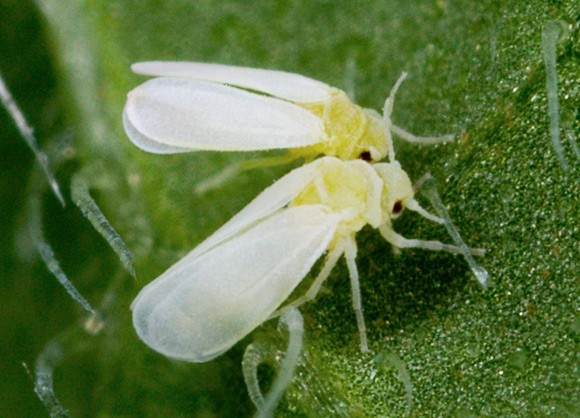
(122, 62, 453, 167)
(131, 156, 479, 362)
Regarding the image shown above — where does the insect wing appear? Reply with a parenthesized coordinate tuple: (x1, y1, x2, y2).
(123, 77, 325, 153)
(122, 108, 192, 154)
(132, 61, 331, 103)
(189, 159, 322, 259)
(131, 205, 341, 362)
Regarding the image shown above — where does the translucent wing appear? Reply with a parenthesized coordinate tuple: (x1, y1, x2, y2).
(123, 77, 326, 153)
(131, 205, 341, 362)
(132, 61, 331, 103)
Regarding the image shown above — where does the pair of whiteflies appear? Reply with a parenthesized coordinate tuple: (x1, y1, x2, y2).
(123, 62, 486, 363)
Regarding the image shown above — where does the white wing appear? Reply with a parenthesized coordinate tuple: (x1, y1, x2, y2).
(132, 61, 331, 103)
(131, 205, 341, 362)
(189, 158, 324, 259)
(122, 108, 192, 153)
(123, 77, 326, 153)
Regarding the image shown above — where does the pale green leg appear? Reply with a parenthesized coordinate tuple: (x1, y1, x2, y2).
(195, 154, 299, 194)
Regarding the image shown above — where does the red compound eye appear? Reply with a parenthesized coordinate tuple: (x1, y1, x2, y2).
(392, 200, 403, 215)
(358, 151, 372, 162)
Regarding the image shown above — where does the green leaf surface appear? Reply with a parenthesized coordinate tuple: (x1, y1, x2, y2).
(1, 0, 578, 416)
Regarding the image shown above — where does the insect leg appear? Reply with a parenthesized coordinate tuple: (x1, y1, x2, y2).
(381, 72, 408, 161)
(379, 225, 485, 256)
(239, 154, 300, 170)
(270, 244, 344, 318)
(195, 154, 299, 195)
(344, 238, 369, 353)
(194, 164, 241, 194)
(382, 72, 454, 157)
(406, 199, 445, 224)
(417, 174, 489, 286)
(391, 125, 455, 145)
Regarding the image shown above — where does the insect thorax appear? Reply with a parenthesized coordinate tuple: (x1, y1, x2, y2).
(289, 159, 383, 245)
(291, 89, 389, 161)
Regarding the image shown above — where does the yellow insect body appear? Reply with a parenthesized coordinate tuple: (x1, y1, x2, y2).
(292, 88, 389, 162)
(290, 158, 383, 248)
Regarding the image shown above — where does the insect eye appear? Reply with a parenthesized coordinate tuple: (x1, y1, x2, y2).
(359, 151, 372, 162)
(392, 200, 403, 215)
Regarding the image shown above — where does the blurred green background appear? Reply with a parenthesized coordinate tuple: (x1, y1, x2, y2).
(0, 0, 578, 417)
